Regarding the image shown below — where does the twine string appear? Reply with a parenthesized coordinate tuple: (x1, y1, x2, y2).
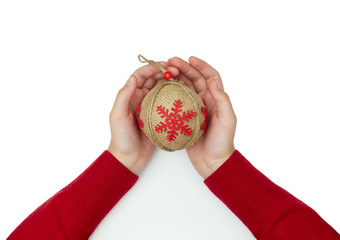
(147, 83, 165, 150)
(180, 82, 200, 149)
(138, 54, 174, 81)
(138, 54, 201, 151)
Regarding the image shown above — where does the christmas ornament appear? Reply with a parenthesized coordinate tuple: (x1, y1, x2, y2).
(136, 54, 208, 152)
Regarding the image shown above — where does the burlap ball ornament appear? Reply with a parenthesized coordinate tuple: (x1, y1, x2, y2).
(136, 55, 208, 152)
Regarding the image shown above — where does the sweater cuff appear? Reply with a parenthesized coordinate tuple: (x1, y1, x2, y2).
(203, 150, 306, 238)
(203, 151, 340, 239)
(7, 151, 139, 239)
(66, 150, 139, 216)
(203, 150, 282, 236)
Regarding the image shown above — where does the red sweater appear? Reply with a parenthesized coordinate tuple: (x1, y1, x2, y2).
(7, 150, 340, 240)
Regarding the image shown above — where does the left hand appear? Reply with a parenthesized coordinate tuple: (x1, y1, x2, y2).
(108, 62, 179, 175)
(167, 56, 237, 179)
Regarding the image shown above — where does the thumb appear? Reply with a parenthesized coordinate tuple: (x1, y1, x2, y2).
(112, 76, 137, 117)
(208, 78, 234, 118)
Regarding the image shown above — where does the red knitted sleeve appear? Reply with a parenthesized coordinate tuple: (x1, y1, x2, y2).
(204, 150, 340, 240)
(7, 150, 138, 240)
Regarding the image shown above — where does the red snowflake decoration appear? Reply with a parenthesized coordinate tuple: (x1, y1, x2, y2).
(136, 105, 143, 128)
(136, 104, 148, 140)
(201, 106, 207, 131)
(155, 99, 196, 142)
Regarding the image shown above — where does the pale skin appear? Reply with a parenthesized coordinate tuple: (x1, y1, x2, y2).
(108, 57, 237, 179)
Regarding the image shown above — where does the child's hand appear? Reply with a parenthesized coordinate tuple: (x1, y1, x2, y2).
(167, 57, 237, 179)
(108, 62, 179, 175)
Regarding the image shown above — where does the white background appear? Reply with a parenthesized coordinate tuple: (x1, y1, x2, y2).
(1, 0, 339, 239)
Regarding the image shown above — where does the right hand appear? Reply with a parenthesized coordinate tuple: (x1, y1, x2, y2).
(108, 62, 179, 175)
(167, 56, 237, 179)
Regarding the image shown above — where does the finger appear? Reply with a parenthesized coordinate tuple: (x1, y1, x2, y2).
(130, 78, 168, 111)
(189, 56, 224, 91)
(208, 78, 234, 118)
(167, 57, 208, 94)
(130, 88, 145, 110)
(143, 68, 195, 92)
(175, 73, 196, 91)
(200, 90, 216, 116)
(112, 75, 138, 118)
(142, 66, 180, 90)
(132, 61, 167, 88)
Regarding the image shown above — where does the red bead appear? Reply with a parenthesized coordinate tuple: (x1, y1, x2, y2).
(164, 71, 172, 80)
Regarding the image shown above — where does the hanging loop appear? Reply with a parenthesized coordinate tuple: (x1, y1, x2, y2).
(138, 54, 174, 81)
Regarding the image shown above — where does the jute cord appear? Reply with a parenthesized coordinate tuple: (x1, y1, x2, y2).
(138, 54, 175, 81)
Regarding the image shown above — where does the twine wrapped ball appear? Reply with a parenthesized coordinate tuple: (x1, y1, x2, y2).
(136, 55, 208, 152)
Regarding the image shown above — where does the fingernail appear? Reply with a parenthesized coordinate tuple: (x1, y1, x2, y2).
(213, 78, 220, 89)
(126, 76, 134, 86)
